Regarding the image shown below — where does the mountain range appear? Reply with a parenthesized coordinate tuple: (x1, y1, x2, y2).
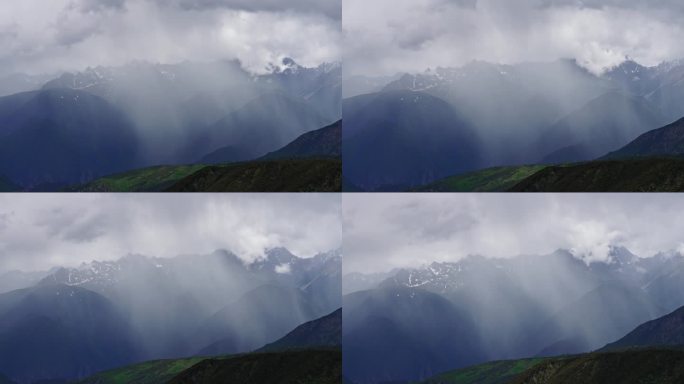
(343, 59, 684, 190)
(342, 247, 684, 383)
(0, 58, 340, 190)
(0, 248, 341, 383)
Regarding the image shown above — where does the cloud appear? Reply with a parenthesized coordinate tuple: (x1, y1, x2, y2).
(79, 0, 127, 12)
(171, 0, 340, 19)
(344, 0, 684, 76)
(0, 194, 341, 273)
(0, 0, 340, 76)
(343, 194, 684, 273)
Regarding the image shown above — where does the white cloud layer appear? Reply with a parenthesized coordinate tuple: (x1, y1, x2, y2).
(0, 0, 340, 76)
(0, 194, 341, 273)
(343, 194, 684, 273)
(344, 0, 684, 76)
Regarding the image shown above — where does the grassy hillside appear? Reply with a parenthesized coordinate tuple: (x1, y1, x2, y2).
(168, 349, 341, 384)
(68, 165, 205, 192)
(75, 356, 207, 384)
(70, 158, 341, 192)
(421, 349, 684, 384)
(0, 175, 20, 192)
(421, 358, 545, 384)
(167, 158, 341, 192)
(509, 157, 684, 192)
(77, 349, 341, 384)
(414, 165, 547, 192)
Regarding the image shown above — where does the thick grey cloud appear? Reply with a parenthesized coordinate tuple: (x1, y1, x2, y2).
(172, 0, 340, 19)
(0, 0, 340, 77)
(0, 194, 341, 273)
(344, 194, 684, 274)
(344, 0, 684, 76)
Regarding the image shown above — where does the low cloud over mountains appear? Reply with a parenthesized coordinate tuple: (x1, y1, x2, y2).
(344, 0, 684, 76)
(0, 194, 341, 274)
(0, 0, 340, 77)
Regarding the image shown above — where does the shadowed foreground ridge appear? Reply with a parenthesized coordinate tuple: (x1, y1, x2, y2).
(421, 349, 684, 384)
(511, 349, 684, 384)
(168, 349, 341, 384)
(166, 158, 341, 192)
(508, 157, 684, 192)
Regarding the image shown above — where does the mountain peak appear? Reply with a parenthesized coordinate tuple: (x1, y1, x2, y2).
(608, 245, 639, 265)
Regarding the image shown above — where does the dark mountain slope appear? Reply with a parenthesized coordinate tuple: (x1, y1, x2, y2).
(260, 120, 341, 160)
(167, 349, 341, 384)
(195, 284, 320, 356)
(197, 92, 329, 160)
(531, 284, 662, 356)
(0, 284, 139, 384)
(201, 119, 341, 164)
(508, 157, 684, 192)
(342, 90, 482, 191)
(258, 308, 341, 352)
(343, 285, 485, 383)
(165, 158, 341, 192)
(604, 117, 684, 159)
(537, 91, 665, 163)
(602, 305, 684, 351)
(0, 89, 140, 188)
(197, 146, 255, 165)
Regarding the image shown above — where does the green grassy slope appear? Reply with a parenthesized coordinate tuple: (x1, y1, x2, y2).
(414, 165, 547, 192)
(421, 358, 545, 384)
(509, 157, 684, 192)
(421, 349, 684, 384)
(166, 158, 341, 192)
(67, 165, 205, 192)
(168, 349, 341, 384)
(0, 175, 20, 192)
(77, 349, 341, 384)
(75, 356, 208, 384)
(70, 158, 341, 192)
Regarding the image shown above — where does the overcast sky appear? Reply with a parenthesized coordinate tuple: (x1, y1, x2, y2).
(0, 0, 340, 77)
(344, 194, 684, 274)
(344, 0, 684, 76)
(0, 194, 341, 274)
